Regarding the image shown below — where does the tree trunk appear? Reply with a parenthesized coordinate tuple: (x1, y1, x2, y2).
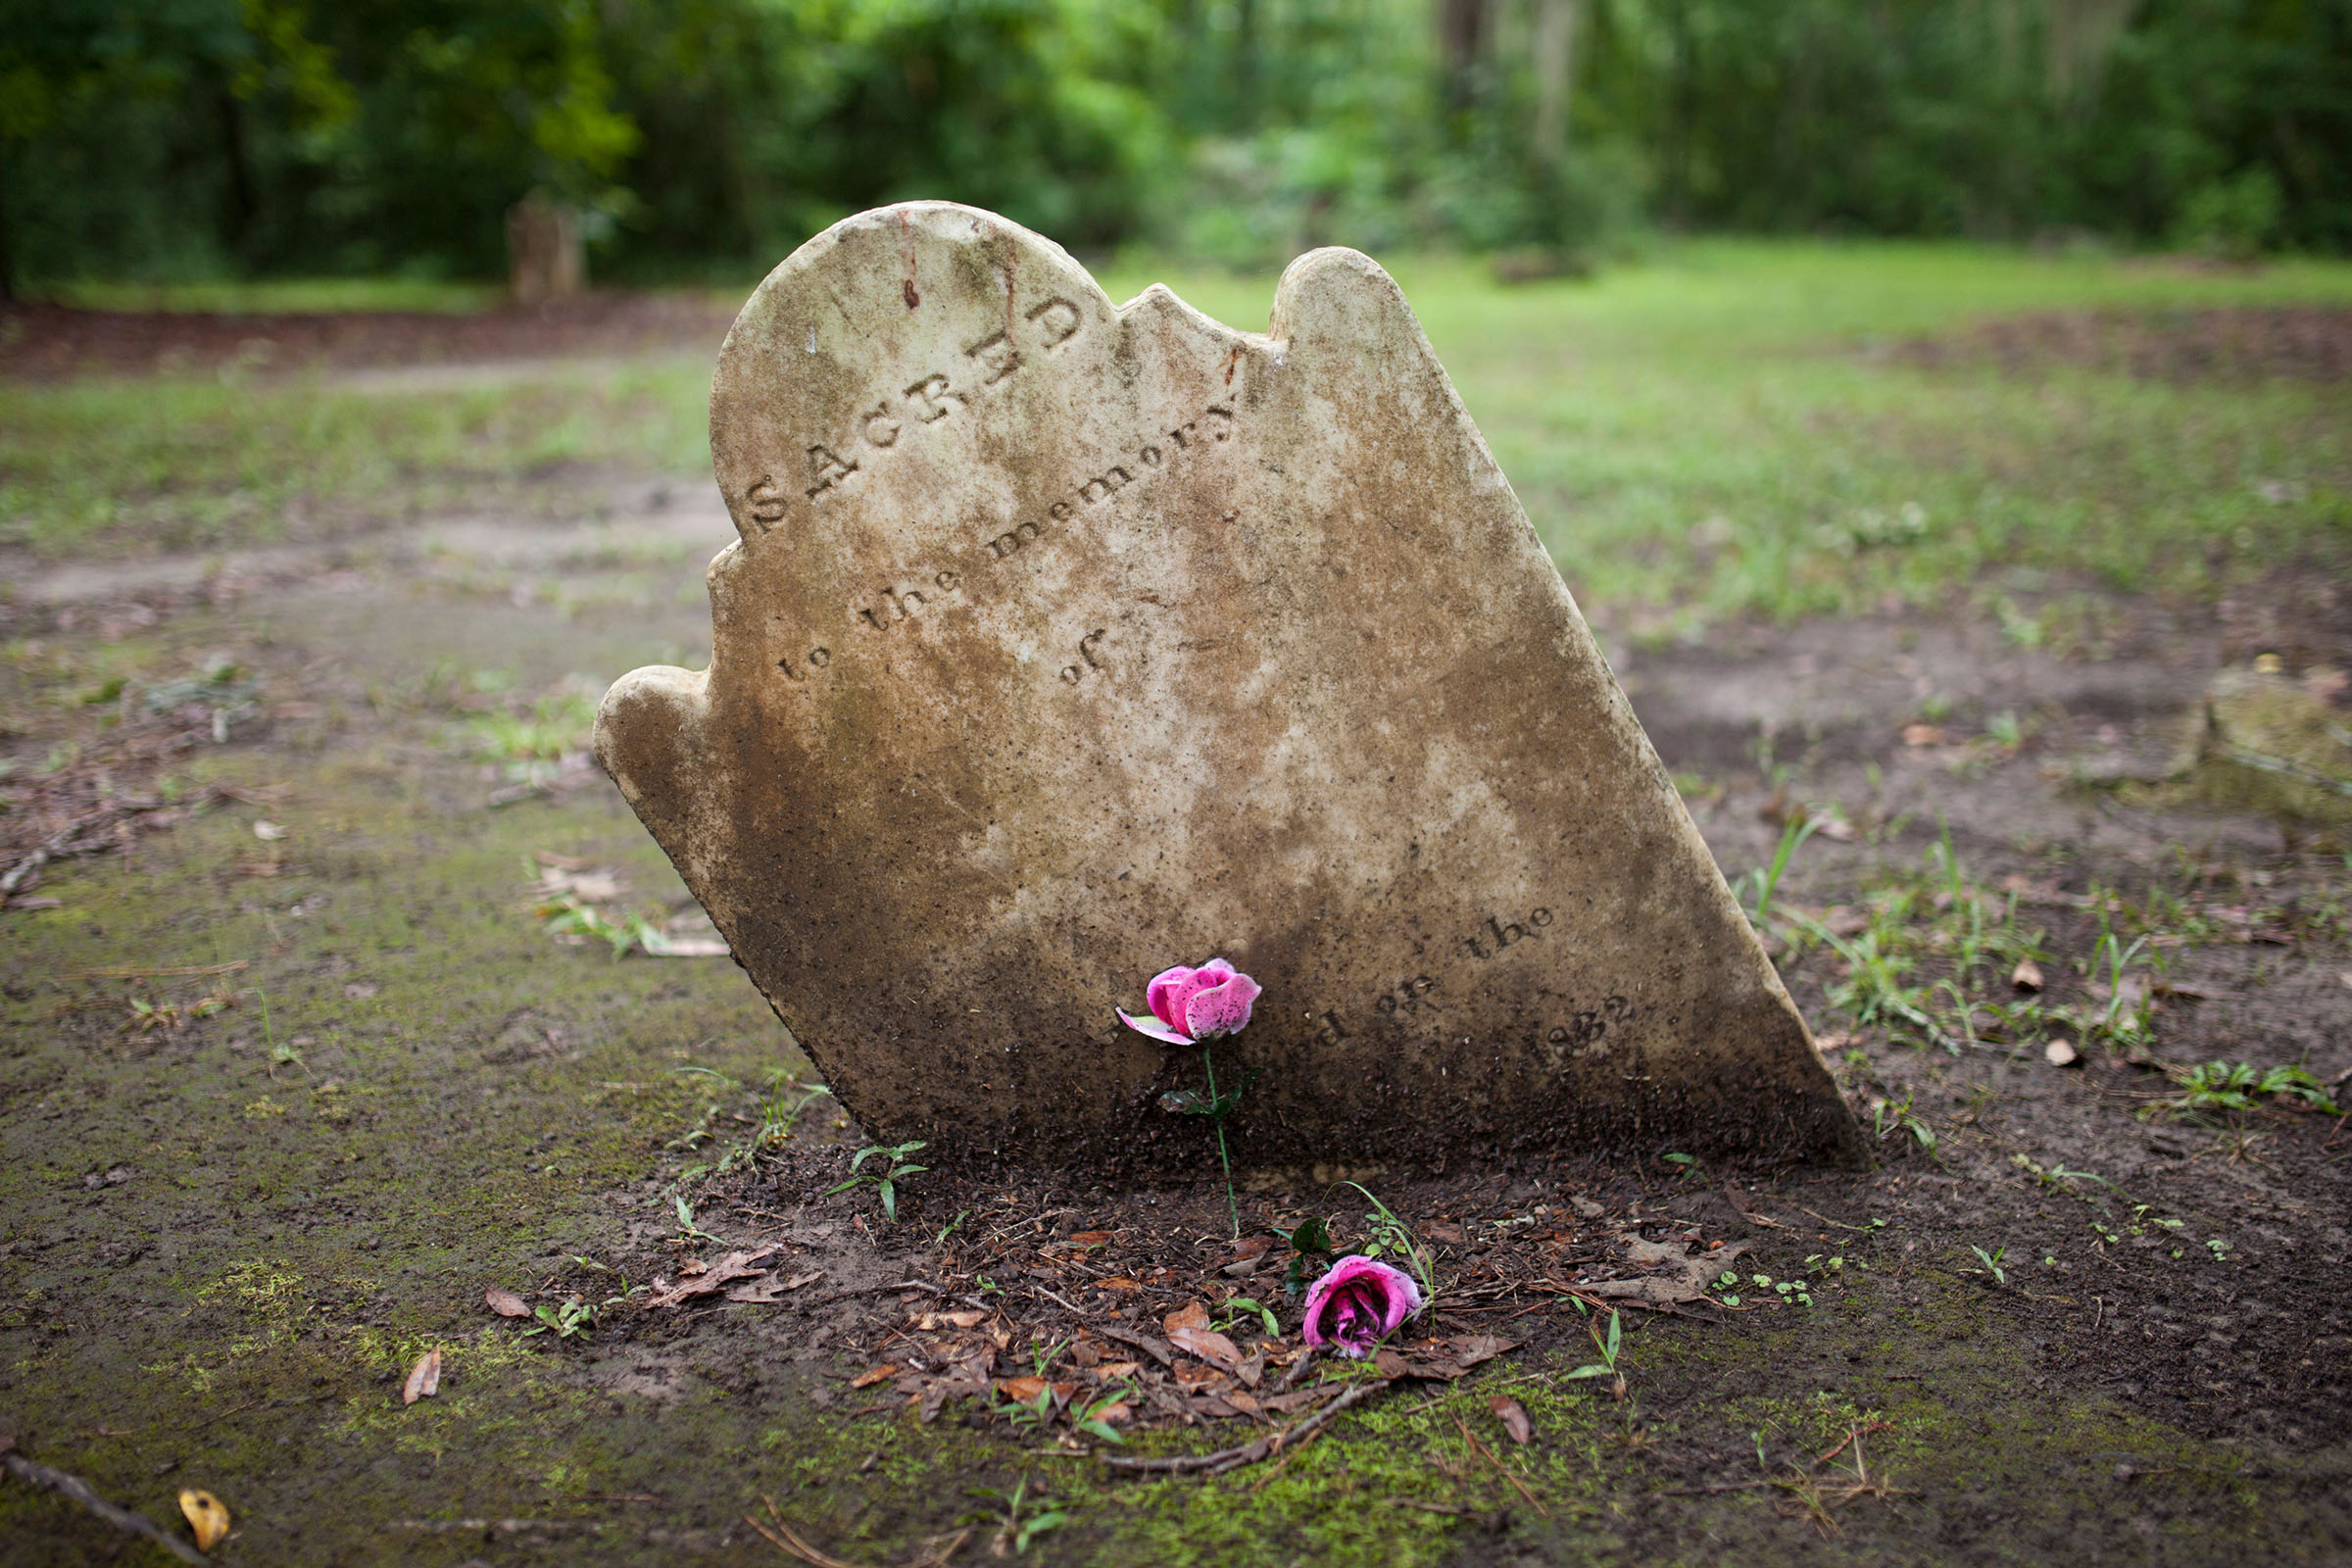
(1235, 0, 1258, 128)
(1439, 0, 1490, 113)
(506, 193, 585, 306)
(1531, 0, 1580, 166)
(0, 155, 15, 304)
(216, 84, 260, 265)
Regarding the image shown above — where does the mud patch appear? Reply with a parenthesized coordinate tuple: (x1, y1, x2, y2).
(0, 294, 739, 382)
(1893, 305, 2352, 383)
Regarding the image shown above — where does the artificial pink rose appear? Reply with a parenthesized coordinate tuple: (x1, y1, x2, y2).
(1299, 1254, 1423, 1357)
(1116, 958, 1261, 1046)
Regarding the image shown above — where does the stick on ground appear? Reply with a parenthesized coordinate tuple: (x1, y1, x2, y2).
(748, 1496, 969, 1567)
(1100, 1377, 1387, 1478)
(1, 1446, 208, 1564)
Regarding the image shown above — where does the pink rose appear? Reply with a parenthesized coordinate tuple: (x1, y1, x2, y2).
(1116, 958, 1261, 1046)
(1300, 1254, 1423, 1357)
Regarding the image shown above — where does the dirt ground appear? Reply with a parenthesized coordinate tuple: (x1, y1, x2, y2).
(0, 294, 741, 382)
(3, 314, 2350, 1566)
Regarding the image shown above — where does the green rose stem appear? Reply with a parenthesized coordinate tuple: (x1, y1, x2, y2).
(1203, 1044, 1240, 1240)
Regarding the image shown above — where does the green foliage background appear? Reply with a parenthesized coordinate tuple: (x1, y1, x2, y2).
(3, 0, 2349, 284)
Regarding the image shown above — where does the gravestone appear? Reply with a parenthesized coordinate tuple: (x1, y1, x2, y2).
(597, 202, 1860, 1169)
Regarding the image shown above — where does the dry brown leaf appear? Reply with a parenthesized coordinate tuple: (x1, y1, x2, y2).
(1491, 1395, 1534, 1445)
(1094, 1276, 1141, 1293)
(1902, 723, 1950, 747)
(915, 1309, 989, 1331)
(995, 1375, 1051, 1401)
(1588, 1238, 1751, 1303)
(484, 1287, 530, 1318)
(851, 1363, 899, 1390)
(2013, 958, 2044, 992)
(2044, 1038, 2081, 1067)
(644, 933, 730, 958)
(1067, 1230, 1114, 1246)
(251, 820, 288, 842)
(1162, 1300, 1209, 1336)
(179, 1489, 230, 1551)
(402, 1346, 442, 1405)
(1168, 1324, 1245, 1373)
(534, 864, 623, 902)
(725, 1278, 793, 1304)
(1452, 1336, 1519, 1368)
(640, 1245, 778, 1309)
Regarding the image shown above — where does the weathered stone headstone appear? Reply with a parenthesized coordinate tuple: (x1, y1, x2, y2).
(597, 202, 1860, 1169)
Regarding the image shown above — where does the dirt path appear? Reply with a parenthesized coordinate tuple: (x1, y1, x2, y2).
(0, 296, 740, 382)
(2, 469, 2348, 1565)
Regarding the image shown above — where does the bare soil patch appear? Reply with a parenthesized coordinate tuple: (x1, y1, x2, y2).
(1893, 306, 2352, 383)
(6, 490, 2351, 1564)
(0, 293, 738, 381)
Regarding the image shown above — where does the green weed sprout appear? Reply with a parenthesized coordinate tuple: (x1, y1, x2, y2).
(827, 1140, 929, 1221)
(1563, 1306, 1627, 1398)
(1341, 1181, 1436, 1305)
(1740, 811, 1821, 926)
(2164, 1061, 2338, 1118)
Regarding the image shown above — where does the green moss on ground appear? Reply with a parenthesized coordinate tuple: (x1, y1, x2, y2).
(22, 754, 2342, 1564)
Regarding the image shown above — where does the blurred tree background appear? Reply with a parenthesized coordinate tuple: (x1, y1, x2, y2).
(2, 0, 2347, 293)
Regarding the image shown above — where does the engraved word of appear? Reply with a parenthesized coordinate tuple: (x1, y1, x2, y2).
(1372, 974, 1441, 1017)
(1058, 629, 1108, 684)
(1544, 995, 1634, 1063)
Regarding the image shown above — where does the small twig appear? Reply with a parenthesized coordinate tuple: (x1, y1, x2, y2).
(1452, 1413, 1546, 1517)
(1812, 1419, 1888, 1470)
(747, 1497, 967, 1568)
(809, 1281, 944, 1306)
(1102, 1377, 1385, 1477)
(56, 960, 253, 981)
(1, 1447, 207, 1564)
(186, 1397, 265, 1431)
(1029, 1284, 1087, 1317)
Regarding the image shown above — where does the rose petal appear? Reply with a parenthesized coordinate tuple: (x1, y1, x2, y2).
(1116, 1007, 1194, 1046)
(1299, 1254, 1422, 1356)
(1144, 965, 1202, 1033)
(1152, 961, 1232, 1035)
(1182, 966, 1261, 1040)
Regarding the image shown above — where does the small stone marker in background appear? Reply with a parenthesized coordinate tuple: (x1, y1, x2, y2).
(598, 202, 1859, 1169)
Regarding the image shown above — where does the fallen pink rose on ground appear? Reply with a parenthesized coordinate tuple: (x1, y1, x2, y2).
(1116, 958, 1261, 1045)
(1300, 1254, 1423, 1357)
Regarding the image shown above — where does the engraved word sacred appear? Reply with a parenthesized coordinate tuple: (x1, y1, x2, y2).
(738, 296, 1086, 531)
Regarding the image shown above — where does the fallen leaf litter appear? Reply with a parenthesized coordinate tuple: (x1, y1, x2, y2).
(503, 1134, 1805, 1473)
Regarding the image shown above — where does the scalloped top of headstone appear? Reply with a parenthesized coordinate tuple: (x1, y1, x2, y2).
(596, 202, 1859, 1169)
